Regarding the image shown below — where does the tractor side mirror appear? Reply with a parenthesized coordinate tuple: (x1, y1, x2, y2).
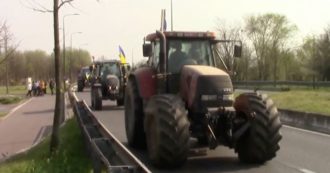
(143, 43, 153, 57)
(234, 45, 242, 58)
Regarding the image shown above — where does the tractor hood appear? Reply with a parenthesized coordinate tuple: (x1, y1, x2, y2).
(105, 74, 120, 89)
(180, 65, 234, 111)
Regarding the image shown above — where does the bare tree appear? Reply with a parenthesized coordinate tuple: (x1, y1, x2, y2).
(25, 0, 75, 154)
(51, 0, 76, 154)
(245, 13, 297, 81)
(0, 22, 14, 93)
(215, 19, 242, 73)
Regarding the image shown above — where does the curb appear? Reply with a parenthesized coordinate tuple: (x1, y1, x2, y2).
(0, 94, 72, 164)
(0, 97, 34, 121)
(279, 109, 330, 135)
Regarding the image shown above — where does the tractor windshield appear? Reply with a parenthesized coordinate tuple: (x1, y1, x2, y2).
(168, 39, 214, 73)
(81, 67, 90, 75)
(101, 63, 121, 77)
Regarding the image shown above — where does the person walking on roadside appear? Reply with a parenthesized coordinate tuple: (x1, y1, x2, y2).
(36, 80, 40, 96)
(39, 80, 45, 96)
(26, 78, 32, 97)
(44, 81, 47, 94)
(32, 81, 37, 96)
(49, 79, 54, 95)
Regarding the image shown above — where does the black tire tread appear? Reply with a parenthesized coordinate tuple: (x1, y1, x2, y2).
(93, 88, 102, 110)
(145, 95, 190, 168)
(125, 79, 146, 148)
(235, 92, 282, 163)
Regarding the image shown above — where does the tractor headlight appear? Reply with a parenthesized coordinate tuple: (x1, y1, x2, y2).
(109, 86, 119, 90)
(223, 94, 234, 101)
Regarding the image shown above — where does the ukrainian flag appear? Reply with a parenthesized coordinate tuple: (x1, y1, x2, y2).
(119, 46, 127, 64)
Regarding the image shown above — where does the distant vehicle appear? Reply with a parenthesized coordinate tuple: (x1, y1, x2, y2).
(77, 66, 91, 92)
(90, 60, 130, 110)
(124, 30, 282, 168)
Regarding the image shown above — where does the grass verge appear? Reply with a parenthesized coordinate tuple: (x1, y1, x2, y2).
(0, 85, 26, 95)
(0, 96, 23, 104)
(0, 118, 93, 173)
(268, 90, 330, 115)
(0, 112, 8, 118)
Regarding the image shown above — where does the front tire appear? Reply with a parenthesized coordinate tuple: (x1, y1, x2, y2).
(77, 80, 84, 92)
(235, 93, 282, 164)
(92, 87, 102, 110)
(144, 95, 190, 168)
(116, 97, 124, 106)
(125, 79, 146, 148)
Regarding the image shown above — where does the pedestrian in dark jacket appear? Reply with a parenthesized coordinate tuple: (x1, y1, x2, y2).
(32, 81, 37, 96)
(49, 79, 55, 95)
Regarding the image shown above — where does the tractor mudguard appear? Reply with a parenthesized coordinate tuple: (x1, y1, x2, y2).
(131, 67, 157, 100)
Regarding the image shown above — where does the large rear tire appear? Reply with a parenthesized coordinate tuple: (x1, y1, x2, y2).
(235, 93, 282, 164)
(124, 79, 146, 148)
(144, 95, 190, 168)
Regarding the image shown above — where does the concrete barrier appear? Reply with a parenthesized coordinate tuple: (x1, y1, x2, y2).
(279, 109, 330, 134)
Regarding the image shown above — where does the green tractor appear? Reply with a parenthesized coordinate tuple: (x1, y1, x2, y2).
(124, 31, 282, 168)
(77, 66, 91, 92)
(90, 60, 129, 110)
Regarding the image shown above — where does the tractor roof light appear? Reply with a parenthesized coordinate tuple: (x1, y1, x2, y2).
(146, 31, 216, 41)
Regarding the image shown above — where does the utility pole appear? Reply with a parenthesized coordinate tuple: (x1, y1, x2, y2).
(62, 13, 79, 80)
(70, 32, 81, 81)
(131, 48, 134, 68)
(4, 30, 8, 94)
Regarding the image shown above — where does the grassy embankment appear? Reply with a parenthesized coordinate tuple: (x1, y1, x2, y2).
(0, 85, 26, 95)
(269, 89, 330, 115)
(0, 85, 26, 117)
(235, 87, 330, 115)
(0, 118, 93, 173)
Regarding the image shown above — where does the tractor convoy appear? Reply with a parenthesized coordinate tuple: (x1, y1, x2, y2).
(79, 30, 282, 169)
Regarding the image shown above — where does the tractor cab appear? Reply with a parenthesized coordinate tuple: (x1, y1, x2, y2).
(143, 31, 241, 95)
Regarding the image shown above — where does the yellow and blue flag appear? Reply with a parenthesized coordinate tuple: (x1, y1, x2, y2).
(119, 46, 127, 64)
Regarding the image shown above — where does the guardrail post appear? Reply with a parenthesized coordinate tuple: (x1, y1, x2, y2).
(91, 151, 102, 173)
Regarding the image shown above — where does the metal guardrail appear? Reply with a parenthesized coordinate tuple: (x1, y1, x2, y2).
(233, 80, 330, 88)
(68, 90, 151, 173)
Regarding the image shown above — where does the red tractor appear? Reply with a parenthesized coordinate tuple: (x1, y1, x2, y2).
(124, 31, 282, 168)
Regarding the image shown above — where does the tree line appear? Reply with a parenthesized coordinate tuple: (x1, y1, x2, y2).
(216, 13, 330, 82)
(0, 41, 91, 86)
(2, 12, 330, 87)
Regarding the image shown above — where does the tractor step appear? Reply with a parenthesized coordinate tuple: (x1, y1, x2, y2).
(189, 148, 208, 157)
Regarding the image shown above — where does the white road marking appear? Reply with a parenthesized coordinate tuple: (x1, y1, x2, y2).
(283, 125, 330, 138)
(0, 98, 34, 121)
(299, 168, 316, 173)
(277, 160, 317, 173)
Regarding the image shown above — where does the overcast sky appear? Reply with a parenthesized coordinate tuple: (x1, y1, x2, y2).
(1, 0, 330, 63)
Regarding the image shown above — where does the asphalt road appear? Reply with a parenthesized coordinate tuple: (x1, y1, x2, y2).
(77, 89, 330, 173)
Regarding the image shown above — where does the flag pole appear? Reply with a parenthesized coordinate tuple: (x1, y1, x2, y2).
(131, 48, 134, 68)
(171, 0, 173, 31)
